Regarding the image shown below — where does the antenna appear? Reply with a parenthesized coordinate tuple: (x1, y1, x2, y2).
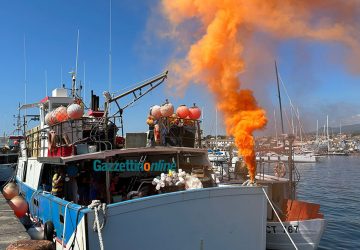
(74, 29, 80, 96)
(45, 70, 48, 96)
(23, 34, 27, 104)
(23, 34, 28, 120)
(61, 65, 63, 86)
(83, 62, 86, 104)
(109, 0, 112, 93)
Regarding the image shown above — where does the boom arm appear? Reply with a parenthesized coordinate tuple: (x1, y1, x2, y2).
(104, 71, 168, 116)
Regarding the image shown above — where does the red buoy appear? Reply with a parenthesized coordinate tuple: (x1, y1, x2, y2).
(188, 103, 202, 120)
(9, 196, 28, 218)
(2, 182, 19, 200)
(176, 105, 190, 119)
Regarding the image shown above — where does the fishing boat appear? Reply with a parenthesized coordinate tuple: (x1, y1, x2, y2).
(5, 71, 268, 250)
(259, 62, 326, 249)
(257, 135, 326, 250)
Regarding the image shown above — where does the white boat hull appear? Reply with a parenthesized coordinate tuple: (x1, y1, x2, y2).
(257, 155, 317, 163)
(85, 186, 267, 250)
(266, 218, 326, 250)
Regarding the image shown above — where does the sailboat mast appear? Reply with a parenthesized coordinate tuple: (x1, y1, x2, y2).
(275, 61, 285, 135)
(340, 120, 342, 135)
(327, 115, 330, 152)
(215, 108, 218, 148)
(316, 120, 319, 142)
(274, 109, 278, 145)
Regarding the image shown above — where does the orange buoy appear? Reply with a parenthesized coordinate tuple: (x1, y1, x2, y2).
(50, 111, 59, 125)
(160, 100, 174, 117)
(9, 195, 28, 218)
(188, 103, 201, 120)
(150, 105, 162, 120)
(176, 105, 190, 119)
(54, 106, 68, 122)
(2, 182, 19, 200)
(146, 115, 155, 126)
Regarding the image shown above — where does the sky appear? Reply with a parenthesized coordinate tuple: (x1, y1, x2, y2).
(0, 1, 359, 137)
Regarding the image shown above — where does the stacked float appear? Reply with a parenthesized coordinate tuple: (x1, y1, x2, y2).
(146, 100, 202, 147)
(147, 101, 201, 126)
(45, 102, 84, 126)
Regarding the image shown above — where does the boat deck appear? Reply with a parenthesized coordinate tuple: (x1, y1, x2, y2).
(0, 192, 30, 248)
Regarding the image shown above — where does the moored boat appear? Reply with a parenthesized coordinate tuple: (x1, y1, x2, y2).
(258, 135, 326, 249)
(7, 71, 268, 250)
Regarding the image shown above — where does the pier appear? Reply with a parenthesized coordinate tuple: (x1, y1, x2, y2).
(0, 193, 30, 249)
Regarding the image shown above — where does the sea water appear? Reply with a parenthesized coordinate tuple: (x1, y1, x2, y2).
(296, 156, 360, 249)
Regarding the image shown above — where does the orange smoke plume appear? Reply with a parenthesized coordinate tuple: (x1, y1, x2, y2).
(160, 0, 360, 182)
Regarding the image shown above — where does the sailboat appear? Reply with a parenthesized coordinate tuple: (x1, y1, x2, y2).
(259, 61, 326, 249)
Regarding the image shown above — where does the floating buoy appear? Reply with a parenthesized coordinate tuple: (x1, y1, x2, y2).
(54, 106, 68, 122)
(188, 103, 201, 120)
(2, 182, 19, 200)
(176, 105, 190, 119)
(150, 105, 162, 120)
(67, 103, 84, 120)
(160, 100, 174, 117)
(9, 195, 28, 218)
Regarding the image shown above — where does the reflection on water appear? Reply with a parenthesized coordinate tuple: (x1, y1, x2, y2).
(295, 156, 360, 250)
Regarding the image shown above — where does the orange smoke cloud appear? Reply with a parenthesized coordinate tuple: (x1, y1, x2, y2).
(160, 0, 360, 182)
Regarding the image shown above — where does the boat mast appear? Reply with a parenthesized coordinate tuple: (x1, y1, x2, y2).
(340, 120, 342, 135)
(215, 107, 218, 149)
(23, 34, 27, 118)
(275, 61, 295, 199)
(275, 61, 285, 137)
(274, 109, 278, 146)
(327, 115, 330, 153)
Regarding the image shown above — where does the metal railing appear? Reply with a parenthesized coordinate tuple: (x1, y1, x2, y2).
(24, 116, 120, 158)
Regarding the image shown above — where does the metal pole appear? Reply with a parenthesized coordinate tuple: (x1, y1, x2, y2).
(288, 135, 295, 199)
(275, 61, 284, 135)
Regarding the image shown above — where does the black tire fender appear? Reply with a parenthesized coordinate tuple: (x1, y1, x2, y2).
(43, 221, 55, 241)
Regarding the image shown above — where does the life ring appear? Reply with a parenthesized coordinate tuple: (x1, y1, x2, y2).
(274, 161, 286, 178)
(43, 221, 55, 241)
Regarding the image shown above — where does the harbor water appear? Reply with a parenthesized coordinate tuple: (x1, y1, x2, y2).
(296, 156, 360, 249)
